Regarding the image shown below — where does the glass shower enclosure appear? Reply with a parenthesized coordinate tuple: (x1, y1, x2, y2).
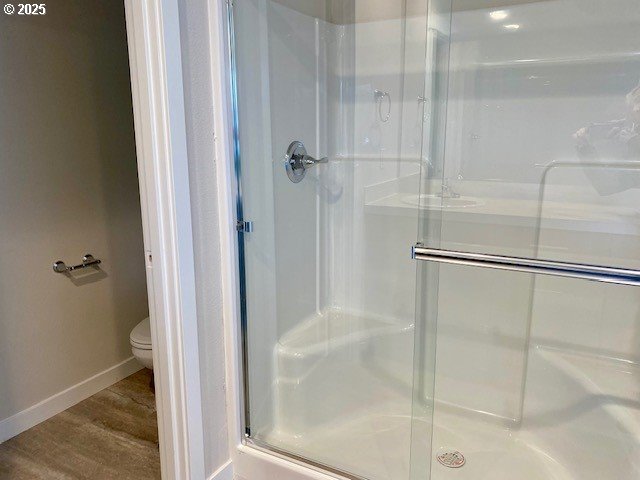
(229, 1, 640, 479)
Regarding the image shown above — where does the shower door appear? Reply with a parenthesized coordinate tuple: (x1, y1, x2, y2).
(229, 1, 433, 479)
(410, 1, 640, 479)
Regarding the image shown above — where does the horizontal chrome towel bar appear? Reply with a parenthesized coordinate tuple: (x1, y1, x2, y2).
(412, 246, 640, 287)
(53, 254, 101, 274)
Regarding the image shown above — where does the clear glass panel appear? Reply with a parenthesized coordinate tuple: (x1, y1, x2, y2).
(419, 264, 640, 480)
(410, 1, 640, 479)
(231, 1, 431, 479)
(417, 0, 640, 270)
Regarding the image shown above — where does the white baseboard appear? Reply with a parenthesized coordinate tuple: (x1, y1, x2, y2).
(208, 460, 233, 480)
(0, 357, 143, 444)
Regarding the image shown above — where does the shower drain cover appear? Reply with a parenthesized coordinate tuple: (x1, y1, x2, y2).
(436, 450, 466, 468)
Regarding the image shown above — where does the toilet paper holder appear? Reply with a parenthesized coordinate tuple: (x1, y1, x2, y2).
(53, 254, 102, 273)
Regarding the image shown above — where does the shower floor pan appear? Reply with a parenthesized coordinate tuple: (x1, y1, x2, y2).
(264, 400, 569, 480)
(259, 311, 640, 480)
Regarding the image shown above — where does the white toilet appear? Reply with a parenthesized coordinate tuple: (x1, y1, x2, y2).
(130, 317, 153, 369)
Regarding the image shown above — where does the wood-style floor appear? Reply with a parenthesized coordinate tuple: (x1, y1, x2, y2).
(0, 369, 160, 479)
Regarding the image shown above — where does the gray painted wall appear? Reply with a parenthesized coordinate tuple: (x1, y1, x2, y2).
(0, 1, 148, 423)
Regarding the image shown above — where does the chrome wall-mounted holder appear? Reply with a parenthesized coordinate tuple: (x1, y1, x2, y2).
(285, 141, 328, 183)
(53, 254, 102, 274)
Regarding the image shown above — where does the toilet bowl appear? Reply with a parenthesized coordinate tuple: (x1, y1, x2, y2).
(130, 317, 153, 369)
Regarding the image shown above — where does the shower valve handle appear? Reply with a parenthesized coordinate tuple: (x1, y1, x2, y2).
(285, 141, 328, 183)
(302, 155, 328, 167)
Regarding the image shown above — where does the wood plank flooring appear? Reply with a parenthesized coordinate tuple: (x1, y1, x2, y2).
(0, 369, 160, 479)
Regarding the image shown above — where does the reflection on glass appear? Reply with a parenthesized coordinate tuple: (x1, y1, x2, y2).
(418, 0, 640, 271)
(416, 2, 640, 480)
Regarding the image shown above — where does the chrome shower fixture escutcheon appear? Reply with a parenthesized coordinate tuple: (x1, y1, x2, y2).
(285, 141, 328, 183)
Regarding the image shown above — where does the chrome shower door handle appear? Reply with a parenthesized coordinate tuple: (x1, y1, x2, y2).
(412, 246, 640, 287)
(285, 141, 328, 183)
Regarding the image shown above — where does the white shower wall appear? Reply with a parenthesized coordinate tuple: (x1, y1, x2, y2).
(430, 0, 640, 422)
(237, 0, 333, 436)
(249, 2, 427, 334)
(266, 0, 640, 426)
(327, 14, 426, 324)
(237, 0, 428, 439)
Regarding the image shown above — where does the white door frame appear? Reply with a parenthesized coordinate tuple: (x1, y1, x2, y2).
(124, 1, 206, 479)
